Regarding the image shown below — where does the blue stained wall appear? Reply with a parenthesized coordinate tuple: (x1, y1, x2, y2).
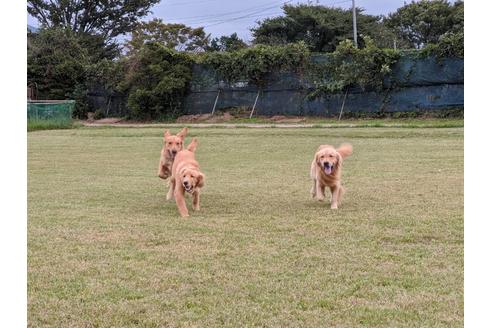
(184, 55, 464, 116)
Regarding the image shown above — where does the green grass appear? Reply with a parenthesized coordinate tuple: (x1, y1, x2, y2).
(118, 117, 464, 129)
(224, 117, 463, 128)
(28, 127, 463, 327)
(27, 118, 77, 131)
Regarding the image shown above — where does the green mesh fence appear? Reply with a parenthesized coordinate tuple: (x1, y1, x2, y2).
(27, 101, 74, 121)
(27, 100, 75, 130)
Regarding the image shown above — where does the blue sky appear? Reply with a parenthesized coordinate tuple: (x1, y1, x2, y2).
(27, 0, 411, 42)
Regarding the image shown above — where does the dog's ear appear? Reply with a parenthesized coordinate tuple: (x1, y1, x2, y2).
(315, 151, 322, 166)
(164, 130, 170, 138)
(196, 172, 205, 188)
(177, 127, 188, 139)
(335, 152, 343, 171)
(336, 143, 353, 159)
(187, 138, 198, 152)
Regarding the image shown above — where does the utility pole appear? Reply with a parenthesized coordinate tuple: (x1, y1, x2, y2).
(352, 0, 358, 48)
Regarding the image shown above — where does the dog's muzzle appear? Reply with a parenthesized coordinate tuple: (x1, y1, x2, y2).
(183, 182, 193, 193)
(323, 162, 333, 175)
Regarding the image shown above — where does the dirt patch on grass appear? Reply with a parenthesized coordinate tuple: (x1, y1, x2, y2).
(176, 112, 306, 123)
(176, 112, 234, 123)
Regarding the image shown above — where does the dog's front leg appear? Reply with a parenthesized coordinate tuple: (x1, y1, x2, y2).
(315, 178, 325, 201)
(166, 177, 175, 200)
(158, 160, 166, 179)
(330, 184, 340, 209)
(311, 179, 317, 198)
(192, 189, 200, 211)
(174, 184, 189, 217)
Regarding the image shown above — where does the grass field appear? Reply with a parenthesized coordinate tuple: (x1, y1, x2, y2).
(27, 118, 78, 132)
(28, 126, 463, 327)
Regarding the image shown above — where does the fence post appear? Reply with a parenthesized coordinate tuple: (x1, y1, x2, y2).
(211, 89, 221, 116)
(249, 89, 261, 119)
(338, 88, 349, 121)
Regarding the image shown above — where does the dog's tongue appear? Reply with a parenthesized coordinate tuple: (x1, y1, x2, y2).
(324, 166, 332, 175)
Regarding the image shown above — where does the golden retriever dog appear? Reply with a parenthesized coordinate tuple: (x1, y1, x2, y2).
(167, 138, 204, 217)
(310, 143, 353, 209)
(157, 127, 188, 180)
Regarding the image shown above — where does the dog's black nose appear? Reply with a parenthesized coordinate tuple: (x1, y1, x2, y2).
(172, 150, 177, 155)
(183, 181, 188, 186)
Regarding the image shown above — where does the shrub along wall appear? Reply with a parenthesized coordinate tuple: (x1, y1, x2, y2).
(90, 38, 463, 118)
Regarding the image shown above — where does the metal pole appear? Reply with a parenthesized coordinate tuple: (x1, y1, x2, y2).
(211, 89, 220, 115)
(338, 88, 349, 121)
(249, 90, 261, 119)
(352, 0, 358, 48)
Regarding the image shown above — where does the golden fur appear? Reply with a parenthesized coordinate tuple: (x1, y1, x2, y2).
(310, 143, 353, 209)
(167, 138, 205, 217)
(157, 127, 188, 180)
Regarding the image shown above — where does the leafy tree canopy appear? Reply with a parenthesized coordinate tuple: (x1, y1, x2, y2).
(122, 42, 194, 119)
(208, 33, 247, 52)
(126, 19, 210, 53)
(27, 0, 160, 39)
(385, 0, 464, 48)
(251, 4, 397, 52)
(28, 27, 89, 100)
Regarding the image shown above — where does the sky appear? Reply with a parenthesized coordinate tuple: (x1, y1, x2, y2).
(27, 0, 412, 42)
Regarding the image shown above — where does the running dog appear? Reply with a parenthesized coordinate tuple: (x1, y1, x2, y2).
(167, 138, 204, 217)
(157, 127, 188, 180)
(310, 143, 353, 209)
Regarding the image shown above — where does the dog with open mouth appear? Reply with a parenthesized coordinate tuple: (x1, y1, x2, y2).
(157, 127, 188, 180)
(310, 143, 353, 209)
(167, 138, 204, 217)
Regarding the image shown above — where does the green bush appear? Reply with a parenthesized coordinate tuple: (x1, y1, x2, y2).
(28, 28, 89, 100)
(122, 42, 193, 119)
(420, 31, 464, 59)
(93, 109, 106, 120)
(307, 37, 400, 97)
(199, 42, 310, 86)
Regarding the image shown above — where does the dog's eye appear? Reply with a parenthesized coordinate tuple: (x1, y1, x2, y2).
(191, 175, 194, 178)
(320, 155, 324, 159)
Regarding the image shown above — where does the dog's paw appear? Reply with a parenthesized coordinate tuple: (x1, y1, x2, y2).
(316, 196, 325, 202)
(330, 205, 338, 210)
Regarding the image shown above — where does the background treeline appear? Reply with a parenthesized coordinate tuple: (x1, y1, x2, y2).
(27, 0, 464, 120)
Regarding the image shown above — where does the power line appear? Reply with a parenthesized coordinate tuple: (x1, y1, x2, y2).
(162, 0, 223, 6)
(167, 0, 287, 23)
(200, 10, 285, 27)
(161, 0, 353, 29)
(203, 1, 293, 28)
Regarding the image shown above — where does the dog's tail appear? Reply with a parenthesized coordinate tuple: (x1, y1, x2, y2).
(337, 143, 353, 159)
(187, 138, 198, 152)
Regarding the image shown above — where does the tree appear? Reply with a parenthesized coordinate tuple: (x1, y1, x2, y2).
(384, 0, 464, 48)
(27, 0, 160, 39)
(28, 27, 89, 100)
(126, 19, 210, 53)
(122, 42, 194, 119)
(208, 33, 247, 52)
(252, 4, 396, 52)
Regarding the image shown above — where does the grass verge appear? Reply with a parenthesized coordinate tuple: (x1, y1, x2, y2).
(27, 118, 78, 132)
